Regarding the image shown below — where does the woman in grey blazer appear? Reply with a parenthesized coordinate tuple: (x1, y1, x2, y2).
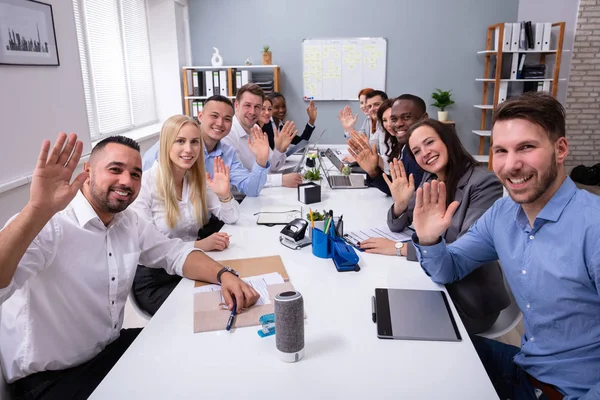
(359, 119, 510, 334)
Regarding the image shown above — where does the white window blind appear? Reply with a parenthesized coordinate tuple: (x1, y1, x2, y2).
(73, 0, 157, 141)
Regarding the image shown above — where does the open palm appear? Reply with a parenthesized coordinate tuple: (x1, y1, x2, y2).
(382, 158, 415, 213)
(413, 181, 460, 245)
(337, 106, 358, 132)
(347, 130, 379, 175)
(206, 157, 231, 199)
(29, 132, 88, 216)
(274, 121, 298, 153)
(248, 125, 270, 167)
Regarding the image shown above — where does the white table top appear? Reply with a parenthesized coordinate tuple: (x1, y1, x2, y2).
(91, 151, 498, 400)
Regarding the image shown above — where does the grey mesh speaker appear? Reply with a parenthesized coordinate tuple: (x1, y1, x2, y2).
(274, 291, 304, 362)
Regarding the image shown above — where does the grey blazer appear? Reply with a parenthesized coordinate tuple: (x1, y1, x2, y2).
(387, 166, 510, 334)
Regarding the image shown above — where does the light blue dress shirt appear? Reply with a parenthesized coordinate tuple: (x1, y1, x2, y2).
(414, 177, 600, 399)
(141, 140, 268, 197)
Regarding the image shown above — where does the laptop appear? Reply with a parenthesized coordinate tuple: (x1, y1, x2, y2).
(324, 148, 366, 174)
(285, 128, 327, 157)
(318, 152, 366, 189)
(280, 129, 327, 174)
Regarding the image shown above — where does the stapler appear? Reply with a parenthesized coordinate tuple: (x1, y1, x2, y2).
(279, 218, 312, 250)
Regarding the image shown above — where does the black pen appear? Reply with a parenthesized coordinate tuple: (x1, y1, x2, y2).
(226, 301, 237, 332)
(371, 296, 377, 323)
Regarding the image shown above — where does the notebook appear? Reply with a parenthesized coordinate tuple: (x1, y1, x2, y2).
(374, 288, 461, 342)
(255, 206, 301, 226)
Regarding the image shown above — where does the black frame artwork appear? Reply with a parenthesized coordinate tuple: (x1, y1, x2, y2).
(0, 0, 59, 66)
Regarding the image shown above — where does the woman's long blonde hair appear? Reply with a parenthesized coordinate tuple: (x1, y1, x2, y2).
(157, 115, 208, 229)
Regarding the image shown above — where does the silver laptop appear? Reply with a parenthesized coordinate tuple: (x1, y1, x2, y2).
(318, 152, 366, 189)
(280, 129, 327, 174)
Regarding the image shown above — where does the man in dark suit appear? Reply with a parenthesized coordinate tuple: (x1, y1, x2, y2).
(262, 92, 317, 149)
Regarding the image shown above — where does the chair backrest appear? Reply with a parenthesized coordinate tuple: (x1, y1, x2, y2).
(477, 272, 522, 339)
(127, 292, 151, 322)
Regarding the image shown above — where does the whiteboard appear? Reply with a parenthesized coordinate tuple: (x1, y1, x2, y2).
(302, 37, 387, 100)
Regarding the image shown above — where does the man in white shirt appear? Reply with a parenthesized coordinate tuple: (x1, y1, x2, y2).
(222, 83, 304, 188)
(0, 133, 259, 399)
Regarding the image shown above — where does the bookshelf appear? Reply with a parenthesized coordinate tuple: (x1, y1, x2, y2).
(474, 22, 565, 168)
(181, 65, 281, 117)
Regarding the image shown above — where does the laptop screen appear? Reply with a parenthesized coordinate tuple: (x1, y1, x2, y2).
(325, 149, 344, 172)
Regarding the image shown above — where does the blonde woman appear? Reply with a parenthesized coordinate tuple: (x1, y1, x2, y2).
(131, 115, 239, 315)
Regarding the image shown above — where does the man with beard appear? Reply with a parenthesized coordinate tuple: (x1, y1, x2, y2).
(347, 94, 425, 193)
(410, 92, 600, 400)
(0, 134, 259, 398)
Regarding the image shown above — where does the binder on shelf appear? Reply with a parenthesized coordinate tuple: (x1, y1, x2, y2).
(525, 21, 534, 49)
(192, 71, 199, 96)
(235, 70, 242, 92)
(241, 70, 252, 86)
(498, 81, 509, 103)
(517, 54, 527, 79)
(534, 23, 544, 51)
(219, 70, 228, 96)
(510, 53, 520, 79)
(502, 23, 512, 51)
(510, 23, 521, 51)
(205, 71, 214, 96)
(212, 71, 220, 96)
(519, 21, 526, 49)
(541, 22, 552, 51)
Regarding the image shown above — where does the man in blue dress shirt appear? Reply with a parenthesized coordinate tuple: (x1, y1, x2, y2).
(411, 92, 600, 400)
(142, 95, 270, 197)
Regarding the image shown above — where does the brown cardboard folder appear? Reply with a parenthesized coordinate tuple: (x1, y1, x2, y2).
(193, 255, 293, 333)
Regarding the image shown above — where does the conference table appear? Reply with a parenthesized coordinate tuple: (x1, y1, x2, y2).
(90, 148, 498, 399)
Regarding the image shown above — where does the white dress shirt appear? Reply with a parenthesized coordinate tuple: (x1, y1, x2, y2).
(0, 191, 197, 382)
(130, 162, 239, 241)
(222, 115, 286, 187)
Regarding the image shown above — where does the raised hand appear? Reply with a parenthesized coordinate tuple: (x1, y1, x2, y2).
(337, 105, 358, 132)
(413, 181, 460, 246)
(206, 157, 231, 200)
(195, 232, 231, 251)
(306, 100, 317, 125)
(248, 125, 270, 168)
(382, 158, 415, 216)
(347, 130, 380, 177)
(274, 120, 298, 153)
(29, 132, 88, 218)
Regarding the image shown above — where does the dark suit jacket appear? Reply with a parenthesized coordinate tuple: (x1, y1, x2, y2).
(262, 121, 315, 150)
(366, 146, 425, 195)
(387, 166, 510, 334)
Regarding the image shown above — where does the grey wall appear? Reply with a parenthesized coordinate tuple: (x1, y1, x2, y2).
(188, 0, 518, 153)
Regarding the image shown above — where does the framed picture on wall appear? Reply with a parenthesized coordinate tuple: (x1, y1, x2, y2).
(0, 0, 59, 66)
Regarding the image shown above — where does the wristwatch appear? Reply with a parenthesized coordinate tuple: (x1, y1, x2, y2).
(217, 266, 239, 284)
(394, 242, 404, 257)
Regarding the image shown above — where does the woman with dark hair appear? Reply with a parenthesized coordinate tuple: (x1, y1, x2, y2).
(359, 119, 510, 334)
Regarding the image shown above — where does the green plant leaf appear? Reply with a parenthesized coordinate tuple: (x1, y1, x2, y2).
(430, 89, 454, 111)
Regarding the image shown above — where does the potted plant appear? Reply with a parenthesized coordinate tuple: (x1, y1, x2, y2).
(431, 89, 455, 121)
(262, 45, 272, 65)
(303, 168, 321, 182)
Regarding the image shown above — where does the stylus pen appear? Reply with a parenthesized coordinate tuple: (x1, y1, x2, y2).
(371, 296, 377, 323)
(226, 301, 237, 332)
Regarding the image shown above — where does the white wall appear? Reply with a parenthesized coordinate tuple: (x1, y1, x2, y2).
(0, 0, 185, 226)
(518, 0, 580, 103)
(0, 0, 90, 189)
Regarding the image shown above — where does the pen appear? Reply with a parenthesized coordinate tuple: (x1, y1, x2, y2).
(336, 214, 344, 237)
(309, 208, 314, 229)
(371, 296, 377, 323)
(226, 301, 237, 332)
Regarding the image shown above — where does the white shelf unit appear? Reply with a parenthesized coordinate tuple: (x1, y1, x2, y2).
(474, 22, 565, 169)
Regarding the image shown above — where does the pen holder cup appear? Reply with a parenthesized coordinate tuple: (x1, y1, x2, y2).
(311, 228, 332, 258)
(307, 218, 341, 239)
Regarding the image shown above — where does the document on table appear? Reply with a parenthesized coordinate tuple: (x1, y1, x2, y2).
(255, 206, 301, 225)
(193, 272, 285, 306)
(344, 226, 413, 247)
